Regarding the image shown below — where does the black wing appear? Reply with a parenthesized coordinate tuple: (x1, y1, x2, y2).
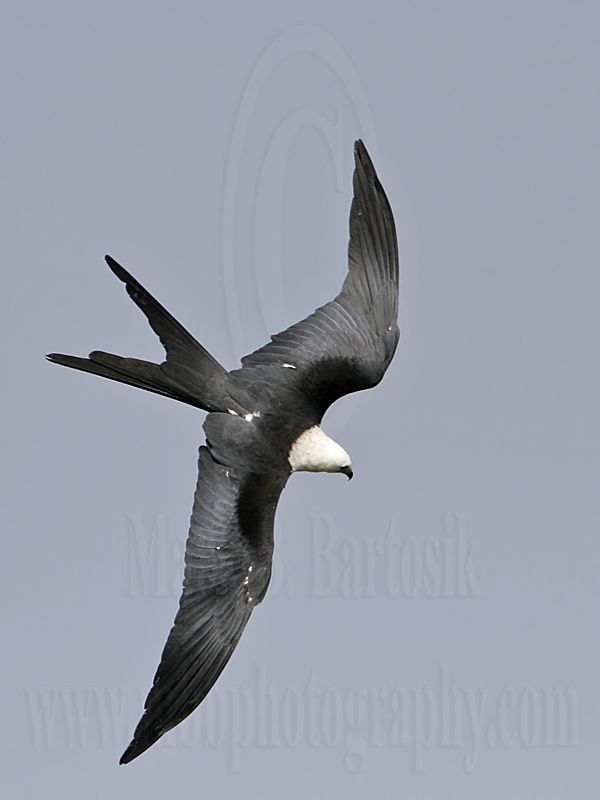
(235, 139, 399, 418)
(120, 446, 286, 764)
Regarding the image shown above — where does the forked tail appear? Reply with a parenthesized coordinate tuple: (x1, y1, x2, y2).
(47, 255, 248, 414)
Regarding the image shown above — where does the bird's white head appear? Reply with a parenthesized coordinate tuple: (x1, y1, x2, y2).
(288, 426, 353, 479)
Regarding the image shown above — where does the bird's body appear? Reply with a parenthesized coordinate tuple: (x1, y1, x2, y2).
(48, 140, 399, 763)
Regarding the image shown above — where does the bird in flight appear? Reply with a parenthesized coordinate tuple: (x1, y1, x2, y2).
(47, 140, 399, 763)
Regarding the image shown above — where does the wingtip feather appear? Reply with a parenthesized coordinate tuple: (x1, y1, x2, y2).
(104, 253, 130, 284)
(353, 139, 375, 176)
(119, 743, 137, 765)
(119, 731, 160, 764)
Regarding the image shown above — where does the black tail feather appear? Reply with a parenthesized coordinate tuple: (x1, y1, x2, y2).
(47, 255, 249, 414)
(46, 351, 208, 408)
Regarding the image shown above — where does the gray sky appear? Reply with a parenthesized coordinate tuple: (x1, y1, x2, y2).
(2, 1, 599, 797)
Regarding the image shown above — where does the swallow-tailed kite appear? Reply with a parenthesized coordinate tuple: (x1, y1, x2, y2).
(47, 140, 399, 763)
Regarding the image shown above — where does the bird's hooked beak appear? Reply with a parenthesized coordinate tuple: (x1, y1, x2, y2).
(341, 465, 354, 481)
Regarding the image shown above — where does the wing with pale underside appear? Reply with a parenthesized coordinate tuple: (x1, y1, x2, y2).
(236, 139, 399, 418)
(120, 446, 285, 764)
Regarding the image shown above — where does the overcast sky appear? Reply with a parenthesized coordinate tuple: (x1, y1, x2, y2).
(2, 2, 599, 798)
